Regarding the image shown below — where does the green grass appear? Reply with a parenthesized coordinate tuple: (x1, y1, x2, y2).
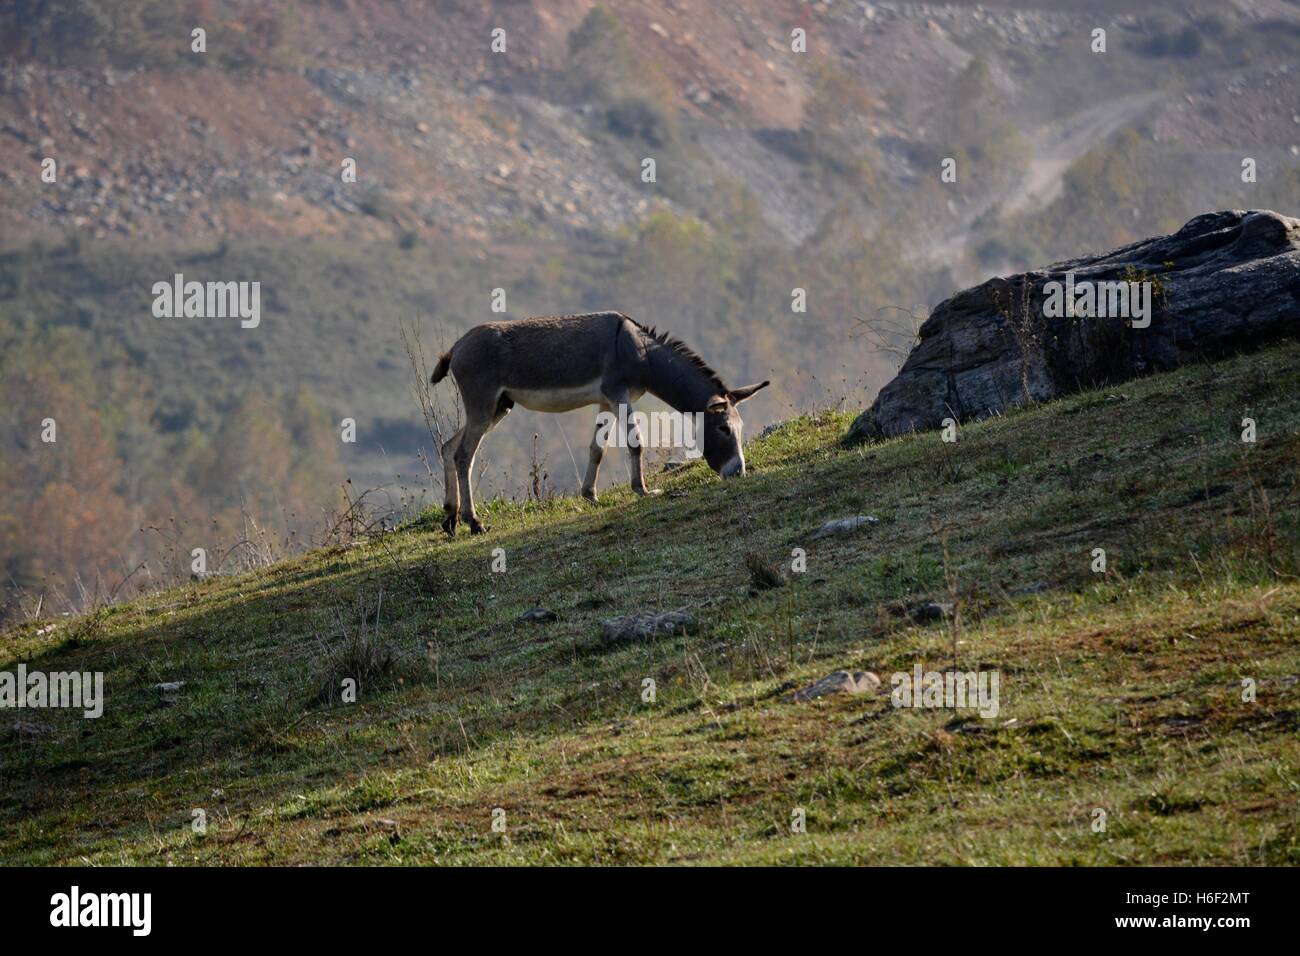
(3, 344, 1300, 865)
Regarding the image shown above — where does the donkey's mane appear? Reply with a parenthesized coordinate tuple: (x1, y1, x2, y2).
(629, 318, 727, 392)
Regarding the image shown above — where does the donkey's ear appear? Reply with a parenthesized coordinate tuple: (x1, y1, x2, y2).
(706, 394, 730, 412)
(728, 380, 770, 403)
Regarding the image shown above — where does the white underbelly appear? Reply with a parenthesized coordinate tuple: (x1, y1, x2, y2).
(506, 381, 606, 413)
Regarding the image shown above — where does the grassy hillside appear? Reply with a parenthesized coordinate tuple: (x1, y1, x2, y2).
(3, 343, 1299, 865)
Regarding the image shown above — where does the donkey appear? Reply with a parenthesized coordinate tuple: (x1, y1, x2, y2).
(430, 311, 770, 535)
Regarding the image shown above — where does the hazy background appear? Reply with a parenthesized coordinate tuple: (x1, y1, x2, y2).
(2, 0, 1298, 618)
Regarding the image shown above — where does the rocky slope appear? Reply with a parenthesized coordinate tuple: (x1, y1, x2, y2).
(4, 0, 1299, 254)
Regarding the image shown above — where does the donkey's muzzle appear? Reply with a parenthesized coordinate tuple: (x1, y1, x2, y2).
(720, 457, 745, 479)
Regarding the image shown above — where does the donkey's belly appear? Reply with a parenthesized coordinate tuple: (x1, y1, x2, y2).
(505, 380, 606, 413)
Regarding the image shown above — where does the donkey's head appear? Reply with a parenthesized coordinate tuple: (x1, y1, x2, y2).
(701, 381, 770, 478)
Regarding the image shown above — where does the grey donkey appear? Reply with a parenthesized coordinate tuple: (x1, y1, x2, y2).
(430, 311, 770, 535)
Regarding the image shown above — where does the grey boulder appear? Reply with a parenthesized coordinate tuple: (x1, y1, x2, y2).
(850, 210, 1300, 441)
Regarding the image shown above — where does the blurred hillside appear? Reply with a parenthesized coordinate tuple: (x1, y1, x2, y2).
(2, 0, 1299, 617)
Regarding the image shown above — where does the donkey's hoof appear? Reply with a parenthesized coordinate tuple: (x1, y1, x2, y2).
(634, 488, 662, 497)
(581, 488, 598, 502)
(441, 509, 459, 536)
(468, 519, 489, 535)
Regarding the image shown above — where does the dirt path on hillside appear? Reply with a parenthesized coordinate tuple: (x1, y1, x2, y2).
(1004, 89, 1169, 214)
(923, 87, 1171, 267)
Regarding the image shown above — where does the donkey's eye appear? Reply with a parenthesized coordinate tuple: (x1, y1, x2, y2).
(720, 424, 732, 435)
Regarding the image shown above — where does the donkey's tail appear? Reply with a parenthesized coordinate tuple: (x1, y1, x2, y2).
(430, 350, 453, 385)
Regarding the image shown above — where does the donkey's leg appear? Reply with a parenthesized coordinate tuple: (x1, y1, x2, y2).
(441, 427, 464, 535)
(455, 395, 512, 535)
(605, 390, 654, 497)
(581, 401, 612, 502)
(627, 416, 653, 496)
(454, 418, 490, 534)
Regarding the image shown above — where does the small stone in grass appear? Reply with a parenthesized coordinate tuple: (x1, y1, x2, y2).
(811, 515, 878, 539)
(908, 601, 952, 622)
(154, 681, 184, 708)
(787, 670, 882, 702)
(600, 611, 696, 647)
(517, 607, 557, 623)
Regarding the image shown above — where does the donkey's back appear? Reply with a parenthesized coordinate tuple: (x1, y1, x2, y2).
(433, 311, 632, 400)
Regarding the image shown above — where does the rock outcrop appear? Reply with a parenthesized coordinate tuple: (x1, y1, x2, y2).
(850, 210, 1300, 441)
